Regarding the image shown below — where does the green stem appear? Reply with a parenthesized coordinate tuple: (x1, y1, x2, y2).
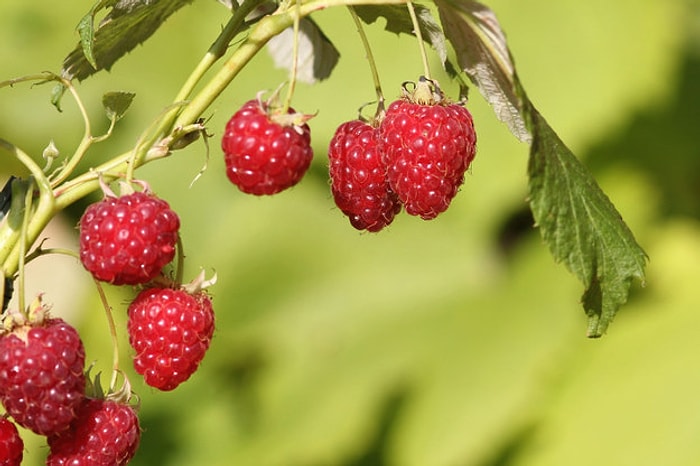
(24, 246, 78, 266)
(92, 278, 121, 391)
(152, 0, 266, 141)
(1, 73, 101, 189)
(54, 145, 170, 209)
(173, 15, 287, 129)
(124, 100, 193, 183)
(173, 0, 407, 130)
(348, 6, 385, 117)
(49, 79, 95, 188)
(0, 72, 56, 90)
(92, 116, 118, 144)
(16, 183, 34, 313)
(281, 0, 302, 114)
(175, 235, 185, 285)
(406, 0, 431, 80)
(0, 139, 56, 278)
(54, 113, 206, 208)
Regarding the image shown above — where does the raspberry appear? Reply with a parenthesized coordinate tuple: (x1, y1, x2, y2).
(0, 318, 85, 436)
(328, 120, 401, 232)
(79, 191, 180, 285)
(47, 398, 140, 466)
(378, 79, 476, 219)
(222, 98, 313, 195)
(127, 286, 215, 391)
(0, 417, 23, 466)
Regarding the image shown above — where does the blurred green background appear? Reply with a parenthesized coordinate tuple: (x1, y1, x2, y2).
(1, 0, 700, 464)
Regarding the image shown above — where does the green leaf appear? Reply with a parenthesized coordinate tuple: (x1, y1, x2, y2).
(61, 0, 195, 81)
(102, 90, 135, 121)
(76, 11, 98, 70)
(435, 0, 648, 336)
(75, 0, 118, 70)
(528, 110, 648, 337)
(354, 4, 447, 66)
(267, 18, 340, 84)
(435, 0, 529, 142)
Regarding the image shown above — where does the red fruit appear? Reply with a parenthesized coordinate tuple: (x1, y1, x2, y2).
(0, 417, 23, 466)
(127, 287, 215, 391)
(47, 398, 140, 466)
(328, 120, 401, 232)
(222, 98, 313, 195)
(79, 191, 180, 285)
(0, 318, 85, 436)
(378, 80, 476, 219)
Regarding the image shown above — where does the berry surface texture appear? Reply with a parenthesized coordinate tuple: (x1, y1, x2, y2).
(47, 398, 141, 466)
(128, 287, 215, 391)
(79, 191, 180, 285)
(0, 318, 86, 436)
(379, 97, 476, 220)
(222, 98, 313, 195)
(328, 119, 401, 232)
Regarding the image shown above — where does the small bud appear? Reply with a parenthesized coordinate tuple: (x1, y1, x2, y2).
(42, 139, 59, 163)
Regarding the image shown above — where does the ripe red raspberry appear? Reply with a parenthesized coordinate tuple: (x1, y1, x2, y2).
(0, 318, 85, 436)
(0, 417, 23, 466)
(378, 79, 476, 219)
(47, 398, 140, 466)
(127, 286, 215, 391)
(328, 120, 401, 232)
(79, 191, 180, 285)
(222, 98, 313, 195)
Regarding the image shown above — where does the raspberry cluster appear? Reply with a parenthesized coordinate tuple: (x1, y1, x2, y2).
(328, 78, 477, 230)
(0, 182, 218, 462)
(218, 81, 475, 233)
(0, 72, 477, 462)
(77, 186, 216, 394)
(0, 304, 140, 465)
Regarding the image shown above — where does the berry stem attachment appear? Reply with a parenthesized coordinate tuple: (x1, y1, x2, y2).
(406, 0, 431, 81)
(348, 6, 386, 117)
(281, 0, 302, 115)
(93, 278, 121, 392)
